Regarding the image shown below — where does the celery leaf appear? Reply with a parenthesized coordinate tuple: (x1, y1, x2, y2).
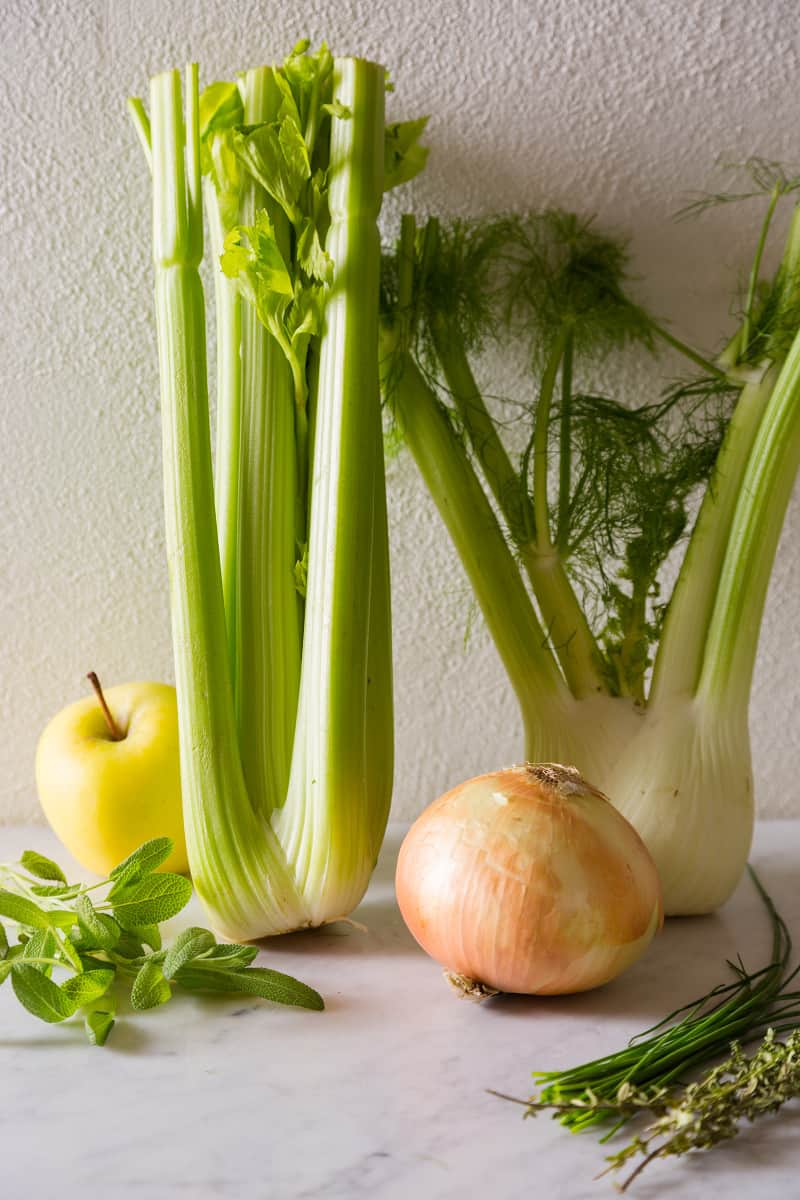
(384, 117, 429, 190)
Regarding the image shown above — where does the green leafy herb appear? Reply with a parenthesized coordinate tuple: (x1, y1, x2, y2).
(162, 927, 216, 978)
(130, 960, 172, 1011)
(19, 850, 67, 883)
(0, 839, 324, 1045)
(76, 893, 121, 950)
(110, 873, 193, 930)
(85, 1006, 115, 1047)
(61, 969, 115, 1008)
(108, 836, 174, 889)
(11, 965, 77, 1023)
(494, 869, 800, 1188)
(0, 890, 54, 929)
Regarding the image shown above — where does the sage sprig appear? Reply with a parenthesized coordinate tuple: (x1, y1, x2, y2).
(0, 838, 323, 1045)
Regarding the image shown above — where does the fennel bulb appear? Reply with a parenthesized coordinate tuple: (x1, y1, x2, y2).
(382, 177, 800, 914)
(606, 701, 753, 915)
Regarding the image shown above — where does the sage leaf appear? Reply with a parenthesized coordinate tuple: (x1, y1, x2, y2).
(79, 953, 113, 973)
(194, 943, 258, 970)
(0, 920, 8, 959)
(30, 883, 82, 899)
(108, 837, 174, 889)
(56, 930, 84, 973)
(11, 964, 77, 1022)
(175, 965, 324, 1010)
(21, 928, 57, 973)
(130, 960, 172, 1011)
(76, 894, 121, 951)
(84, 1009, 115, 1047)
(0, 890, 52, 929)
(162, 927, 216, 979)
(61, 969, 115, 1007)
(113, 932, 146, 960)
(110, 873, 192, 930)
(19, 850, 67, 883)
(131, 924, 162, 951)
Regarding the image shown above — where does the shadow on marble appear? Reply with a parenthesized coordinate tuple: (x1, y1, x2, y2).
(252, 909, 420, 962)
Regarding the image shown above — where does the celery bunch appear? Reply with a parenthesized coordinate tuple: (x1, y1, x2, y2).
(130, 44, 425, 938)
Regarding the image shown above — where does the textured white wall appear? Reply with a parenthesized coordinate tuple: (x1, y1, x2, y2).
(2, 0, 799, 822)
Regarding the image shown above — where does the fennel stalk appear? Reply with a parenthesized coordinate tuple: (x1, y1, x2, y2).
(381, 174, 800, 914)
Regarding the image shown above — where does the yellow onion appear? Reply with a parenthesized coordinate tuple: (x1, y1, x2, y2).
(395, 762, 662, 996)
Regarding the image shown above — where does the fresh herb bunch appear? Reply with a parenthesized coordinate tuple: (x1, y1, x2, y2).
(602, 1028, 800, 1190)
(0, 838, 323, 1046)
(493, 868, 800, 1188)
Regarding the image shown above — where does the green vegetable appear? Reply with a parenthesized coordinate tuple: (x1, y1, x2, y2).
(380, 163, 800, 914)
(0, 838, 323, 1045)
(128, 43, 424, 939)
(493, 868, 800, 1189)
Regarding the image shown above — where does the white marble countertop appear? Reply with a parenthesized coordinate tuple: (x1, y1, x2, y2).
(3, 820, 800, 1199)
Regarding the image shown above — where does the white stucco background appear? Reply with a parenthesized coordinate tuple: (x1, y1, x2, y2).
(2, 0, 799, 823)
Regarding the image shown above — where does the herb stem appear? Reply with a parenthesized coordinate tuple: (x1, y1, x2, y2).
(531, 328, 568, 555)
(556, 329, 573, 553)
(742, 182, 782, 356)
(429, 317, 604, 697)
(380, 340, 571, 713)
(650, 321, 727, 380)
(526, 866, 791, 1132)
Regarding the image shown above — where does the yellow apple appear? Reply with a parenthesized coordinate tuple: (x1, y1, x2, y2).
(35, 678, 188, 877)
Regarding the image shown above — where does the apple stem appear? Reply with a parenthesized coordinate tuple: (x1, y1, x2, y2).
(86, 672, 124, 741)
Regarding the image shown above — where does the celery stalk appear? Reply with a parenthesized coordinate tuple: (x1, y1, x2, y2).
(276, 59, 392, 921)
(205, 182, 241, 672)
(135, 50, 422, 936)
(230, 68, 301, 817)
(149, 68, 303, 936)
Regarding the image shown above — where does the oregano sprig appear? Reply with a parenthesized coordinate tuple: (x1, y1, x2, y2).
(0, 838, 323, 1045)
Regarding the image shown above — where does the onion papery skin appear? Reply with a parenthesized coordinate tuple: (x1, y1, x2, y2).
(396, 763, 662, 995)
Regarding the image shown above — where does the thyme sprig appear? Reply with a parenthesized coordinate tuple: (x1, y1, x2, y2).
(602, 1029, 800, 1190)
